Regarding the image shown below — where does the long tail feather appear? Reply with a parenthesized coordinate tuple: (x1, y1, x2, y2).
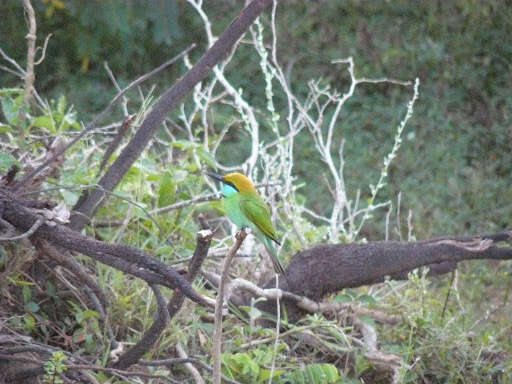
(261, 235, 288, 283)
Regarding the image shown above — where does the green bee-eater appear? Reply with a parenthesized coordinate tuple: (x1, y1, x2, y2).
(206, 172, 286, 276)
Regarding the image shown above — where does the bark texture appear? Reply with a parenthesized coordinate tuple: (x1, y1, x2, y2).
(258, 232, 512, 321)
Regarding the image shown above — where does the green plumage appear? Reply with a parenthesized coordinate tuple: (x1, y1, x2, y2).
(221, 183, 286, 276)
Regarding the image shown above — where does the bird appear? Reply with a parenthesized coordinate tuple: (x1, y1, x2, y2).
(206, 171, 286, 277)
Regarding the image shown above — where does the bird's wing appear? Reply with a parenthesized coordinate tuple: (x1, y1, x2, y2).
(239, 195, 281, 245)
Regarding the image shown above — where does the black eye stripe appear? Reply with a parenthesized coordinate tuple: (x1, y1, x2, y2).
(224, 180, 239, 192)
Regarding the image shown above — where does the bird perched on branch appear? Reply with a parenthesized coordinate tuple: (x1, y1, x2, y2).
(206, 171, 286, 277)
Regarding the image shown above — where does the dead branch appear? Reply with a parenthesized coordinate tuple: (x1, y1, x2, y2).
(353, 317, 402, 380)
(68, 0, 274, 231)
(0, 216, 43, 241)
(113, 230, 213, 369)
(0, 354, 180, 383)
(140, 359, 243, 384)
(98, 114, 136, 173)
(36, 240, 108, 310)
(257, 230, 512, 322)
(176, 342, 205, 384)
(225, 277, 400, 324)
(0, 187, 210, 308)
(22, 0, 36, 104)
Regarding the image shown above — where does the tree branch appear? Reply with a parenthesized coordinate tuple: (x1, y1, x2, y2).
(22, 0, 36, 104)
(258, 230, 512, 321)
(0, 188, 210, 308)
(113, 230, 213, 370)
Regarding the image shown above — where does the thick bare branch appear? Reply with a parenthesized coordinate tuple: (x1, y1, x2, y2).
(0, 188, 210, 308)
(257, 230, 512, 322)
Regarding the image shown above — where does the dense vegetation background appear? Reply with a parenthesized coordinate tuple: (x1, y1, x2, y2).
(2, 0, 511, 237)
(0, 1, 511, 383)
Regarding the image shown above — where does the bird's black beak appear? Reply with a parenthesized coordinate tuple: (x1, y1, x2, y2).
(205, 171, 224, 183)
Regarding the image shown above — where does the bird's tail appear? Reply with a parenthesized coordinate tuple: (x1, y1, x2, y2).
(261, 236, 288, 281)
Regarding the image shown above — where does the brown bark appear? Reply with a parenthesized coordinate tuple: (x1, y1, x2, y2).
(257, 231, 512, 321)
(0, 188, 209, 308)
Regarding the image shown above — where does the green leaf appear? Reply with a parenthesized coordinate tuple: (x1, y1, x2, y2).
(358, 294, 377, 304)
(26, 301, 40, 313)
(33, 115, 55, 130)
(285, 363, 339, 384)
(335, 293, 354, 302)
(82, 309, 99, 320)
(10, 278, 35, 286)
(22, 285, 31, 303)
(247, 306, 262, 321)
(1, 97, 18, 123)
(158, 173, 176, 207)
(258, 368, 284, 382)
(23, 314, 36, 331)
(172, 140, 198, 150)
(60, 189, 79, 206)
(0, 123, 13, 134)
(57, 94, 67, 114)
(197, 148, 217, 168)
(0, 151, 19, 172)
(357, 314, 376, 327)
(173, 169, 188, 182)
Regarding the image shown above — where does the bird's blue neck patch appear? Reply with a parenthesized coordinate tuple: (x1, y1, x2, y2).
(222, 183, 238, 197)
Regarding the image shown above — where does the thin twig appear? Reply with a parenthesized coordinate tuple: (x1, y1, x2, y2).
(34, 33, 52, 65)
(176, 342, 205, 384)
(441, 269, 456, 322)
(0, 64, 23, 78)
(22, 0, 36, 104)
(212, 229, 247, 384)
(140, 359, 242, 384)
(103, 61, 129, 116)
(225, 277, 401, 324)
(150, 193, 219, 215)
(268, 274, 280, 384)
(98, 114, 135, 173)
(0, 216, 43, 241)
(150, 182, 280, 215)
(0, 47, 26, 76)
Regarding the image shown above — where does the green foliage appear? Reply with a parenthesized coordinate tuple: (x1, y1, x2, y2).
(222, 346, 285, 383)
(43, 351, 68, 384)
(0, 88, 25, 126)
(0, 151, 19, 173)
(283, 363, 340, 384)
(31, 95, 80, 134)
